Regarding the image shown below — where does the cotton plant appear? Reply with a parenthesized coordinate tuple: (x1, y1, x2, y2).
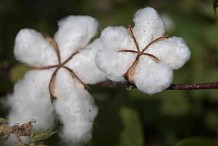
(96, 7, 191, 94)
(6, 15, 106, 145)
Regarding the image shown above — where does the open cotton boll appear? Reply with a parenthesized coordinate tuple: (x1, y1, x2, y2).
(66, 39, 107, 84)
(7, 70, 55, 131)
(133, 7, 165, 49)
(95, 49, 136, 82)
(8, 14, 104, 145)
(146, 37, 191, 69)
(14, 29, 58, 66)
(54, 16, 98, 61)
(96, 6, 191, 94)
(134, 57, 173, 94)
(54, 69, 98, 144)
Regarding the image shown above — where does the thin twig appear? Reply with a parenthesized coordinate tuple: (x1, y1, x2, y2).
(95, 80, 218, 90)
(168, 82, 218, 90)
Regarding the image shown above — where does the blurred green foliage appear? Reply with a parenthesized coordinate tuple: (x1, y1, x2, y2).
(0, 0, 218, 146)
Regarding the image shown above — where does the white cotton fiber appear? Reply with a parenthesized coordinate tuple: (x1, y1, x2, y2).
(14, 29, 58, 66)
(7, 70, 55, 130)
(54, 69, 98, 144)
(133, 7, 165, 49)
(66, 39, 107, 84)
(54, 93, 98, 145)
(147, 37, 191, 69)
(95, 49, 136, 82)
(54, 16, 98, 61)
(100, 26, 135, 51)
(134, 57, 173, 94)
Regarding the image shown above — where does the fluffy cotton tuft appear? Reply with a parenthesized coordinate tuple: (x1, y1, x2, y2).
(96, 49, 136, 82)
(54, 16, 98, 61)
(14, 29, 58, 66)
(96, 7, 191, 94)
(6, 15, 106, 145)
(54, 68, 98, 145)
(6, 70, 55, 144)
(66, 39, 107, 84)
(134, 58, 173, 94)
(133, 7, 165, 49)
(146, 36, 191, 69)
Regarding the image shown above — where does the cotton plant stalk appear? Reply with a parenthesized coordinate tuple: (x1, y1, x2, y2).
(6, 15, 106, 145)
(96, 7, 191, 94)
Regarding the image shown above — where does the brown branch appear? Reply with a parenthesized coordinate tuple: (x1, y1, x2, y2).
(95, 80, 218, 90)
(168, 82, 218, 90)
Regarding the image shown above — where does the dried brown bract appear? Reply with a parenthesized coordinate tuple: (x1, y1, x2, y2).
(0, 118, 36, 146)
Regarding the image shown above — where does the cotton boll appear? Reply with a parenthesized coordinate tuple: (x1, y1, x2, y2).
(100, 26, 135, 51)
(7, 70, 55, 130)
(54, 16, 98, 61)
(95, 49, 136, 82)
(54, 69, 98, 144)
(14, 29, 58, 66)
(146, 37, 191, 69)
(66, 39, 107, 84)
(133, 7, 165, 49)
(134, 57, 173, 94)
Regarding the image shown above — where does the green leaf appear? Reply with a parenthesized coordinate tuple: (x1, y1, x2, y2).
(31, 129, 57, 143)
(175, 138, 218, 146)
(213, 0, 218, 13)
(119, 106, 144, 146)
(10, 64, 29, 83)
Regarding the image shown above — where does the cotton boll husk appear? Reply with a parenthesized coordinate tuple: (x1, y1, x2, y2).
(14, 29, 58, 66)
(134, 57, 173, 94)
(100, 26, 136, 51)
(54, 16, 98, 61)
(6, 70, 55, 144)
(54, 69, 98, 144)
(133, 7, 165, 49)
(95, 49, 136, 82)
(66, 39, 107, 84)
(146, 37, 191, 69)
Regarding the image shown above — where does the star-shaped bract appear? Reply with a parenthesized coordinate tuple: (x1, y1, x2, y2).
(7, 16, 106, 145)
(96, 7, 191, 94)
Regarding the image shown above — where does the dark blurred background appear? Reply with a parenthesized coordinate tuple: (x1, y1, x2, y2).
(0, 0, 218, 146)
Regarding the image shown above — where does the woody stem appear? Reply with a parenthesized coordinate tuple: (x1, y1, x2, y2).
(96, 80, 218, 90)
